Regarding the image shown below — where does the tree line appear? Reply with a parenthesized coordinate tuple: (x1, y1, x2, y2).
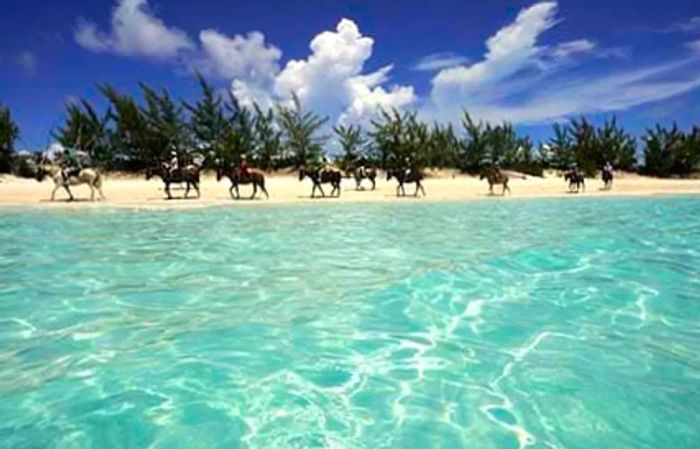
(1, 75, 699, 178)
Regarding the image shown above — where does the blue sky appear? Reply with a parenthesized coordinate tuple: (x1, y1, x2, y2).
(1, 0, 699, 150)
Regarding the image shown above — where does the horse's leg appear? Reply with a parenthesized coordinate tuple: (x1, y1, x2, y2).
(582, 180, 586, 193)
(166, 183, 173, 200)
(504, 182, 511, 196)
(371, 178, 376, 190)
(90, 184, 95, 201)
(235, 184, 241, 200)
(318, 184, 326, 198)
(250, 183, 257, 200)
(195, 182, 201, 198)
(51, 184, 60, 201)
(311, 183, 316, 198)
(414, 182, 420, 197)
(420, 182, 426, 197)
(184, 182, 190, 199)
(229, 183, 236, 199)
(64, 185, 74, 201)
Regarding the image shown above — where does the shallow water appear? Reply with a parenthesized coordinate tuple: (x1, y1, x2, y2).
(1, 197, 699, 449)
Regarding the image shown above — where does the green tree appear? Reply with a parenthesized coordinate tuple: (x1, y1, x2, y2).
(184, 74, 227, 166)
(368, 109, 405, 168)
(596, 116, 637, 170)
(54, 99, 113, 168)
(277, 95, 328, 168)
(334, 124, 366, 172)
(252, 104, 282, 170)
(547, 123, 574, 169)
(0, 102, 19, 173)
(100, 84, 150, 168)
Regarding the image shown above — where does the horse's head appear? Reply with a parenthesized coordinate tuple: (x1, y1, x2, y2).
(145, 167, 155, 180)
(215, 165, 224, 182)
(479, 172, 486, 180)
(298, 168, 306, 182)
(386, 169, 394, 181)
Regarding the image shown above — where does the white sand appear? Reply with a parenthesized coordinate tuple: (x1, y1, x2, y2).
(1, 171, 699, 209)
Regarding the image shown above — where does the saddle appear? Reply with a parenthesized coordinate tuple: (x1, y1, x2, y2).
(62, 167, 81, 182)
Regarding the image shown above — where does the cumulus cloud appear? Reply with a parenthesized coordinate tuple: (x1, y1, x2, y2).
(75, 0, 700, 129)
(269, 19, 414, 120)
(412, 52, 470, 71)
(75, 0, 194, 59)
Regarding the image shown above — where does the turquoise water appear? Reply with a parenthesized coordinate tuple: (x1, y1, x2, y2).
(1, 198, 699, 449)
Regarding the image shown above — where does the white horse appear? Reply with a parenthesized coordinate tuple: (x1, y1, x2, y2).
(36, 165, 105, 201)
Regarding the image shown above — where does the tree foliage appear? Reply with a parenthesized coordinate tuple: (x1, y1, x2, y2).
(4, 75, 699, 178)
(0, 102, 19, 173)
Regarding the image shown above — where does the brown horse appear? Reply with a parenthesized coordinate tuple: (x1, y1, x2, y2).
(36, 165, 105, 202)
(146, 164, 201, 200)
(480, 169, 511, 196)
(386, 168, 426, 197)
(351, 167, 377, 190)
(299, 167, 342, 198)
(216, 165, 269, 200)
(564, 170, 586, 193)
(602, 168, 614, 190)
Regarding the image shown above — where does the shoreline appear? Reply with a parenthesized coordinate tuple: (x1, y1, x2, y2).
(1, 173, 699, 210)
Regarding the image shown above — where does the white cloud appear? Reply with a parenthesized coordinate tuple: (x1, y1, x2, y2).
(552, 39, 596, 59)
(424, 1, 700, 126)
(269, 19, 414, 120)
(75, 0, 194, 59)
(431, 2, 558, 106)
(689, 40, 700, 53)
(668, 17, 700, 33)
(412, 52, 469, 71)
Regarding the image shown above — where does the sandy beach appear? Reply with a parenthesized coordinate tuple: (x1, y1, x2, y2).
(1, 171, 699, 209)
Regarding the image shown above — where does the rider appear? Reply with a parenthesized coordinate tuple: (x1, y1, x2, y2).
(321, 154, 334, 174)
(59, 148, 82, 181)
(239, 154, 251, 178)
(357, 155, 367, 178)
(403, 156, 413, 177)
(168, 149, 180, 176)
(603, 161, 613, 174)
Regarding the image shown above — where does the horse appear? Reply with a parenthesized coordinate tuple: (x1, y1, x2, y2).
(480, 169, 511, 196)
(564, 170, 586, 193)
(145, 164, 201, 200)
(216, 165, 269, 200)
(386, 168, 426, 197)
(602, 168, 614, 190)
(351, 167, 377, 191)
(299, 167, 342, 198)
(35, 165, 105, 202)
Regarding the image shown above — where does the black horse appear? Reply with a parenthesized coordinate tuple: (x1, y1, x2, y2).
(564, 170, 586, 193)
(216, 165, 269, 200)
(299, 167, 342, 198)
(145, 164, 201, 199)
(350, 167, 377, 191)
(386, 168, 426, 197)
(602, 168, 614, 190)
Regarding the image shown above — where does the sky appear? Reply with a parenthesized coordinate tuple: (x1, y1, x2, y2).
(1, 0, 699, 150)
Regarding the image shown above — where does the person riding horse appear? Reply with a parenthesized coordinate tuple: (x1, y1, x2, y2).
(167, 149, 180, 176)
(59, 149, 82, 181)
(239, 154, 251, 178)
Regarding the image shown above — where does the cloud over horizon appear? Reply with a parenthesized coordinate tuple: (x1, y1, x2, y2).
(74, 0, 700, 128)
